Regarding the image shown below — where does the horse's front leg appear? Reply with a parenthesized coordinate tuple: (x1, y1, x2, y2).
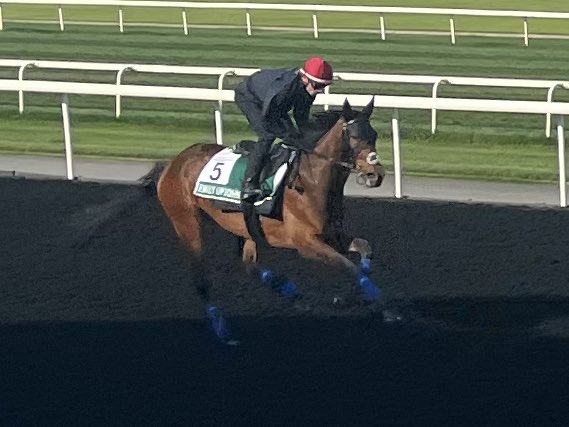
(297, 237, 380, 302)
(348, 237, 374, 273)
(241, 238, 258, 273)
(326, 220, 373, 273)
(299, 237, 359, 275)
(241, 239, 301, 300)
(348, 237, 373, 258)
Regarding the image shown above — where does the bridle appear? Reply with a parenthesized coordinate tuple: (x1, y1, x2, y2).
(306, 118, 380, 172)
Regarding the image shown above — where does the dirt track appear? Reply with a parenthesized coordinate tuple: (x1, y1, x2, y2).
(2, 177, 569, 425)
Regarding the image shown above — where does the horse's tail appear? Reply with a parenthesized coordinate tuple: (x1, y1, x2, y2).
(70, 161, 168, 248)
(139, 161, 169, 196)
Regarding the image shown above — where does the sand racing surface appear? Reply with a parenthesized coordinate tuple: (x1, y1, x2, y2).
(2, 177, 569, 425)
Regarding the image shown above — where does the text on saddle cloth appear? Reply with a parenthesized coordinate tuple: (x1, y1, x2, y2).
(193, 147, 289, 205)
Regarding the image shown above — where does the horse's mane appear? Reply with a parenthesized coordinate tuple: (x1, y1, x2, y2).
(294, 110, 343, 151)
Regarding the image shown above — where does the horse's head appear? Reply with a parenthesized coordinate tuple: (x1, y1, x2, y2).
(341, 98, 385, 188)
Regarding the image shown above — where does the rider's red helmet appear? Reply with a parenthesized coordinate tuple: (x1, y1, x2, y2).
(299, 56, 333, 85)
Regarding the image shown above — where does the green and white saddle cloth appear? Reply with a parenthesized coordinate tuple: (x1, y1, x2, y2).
(193, 147, 289, 206)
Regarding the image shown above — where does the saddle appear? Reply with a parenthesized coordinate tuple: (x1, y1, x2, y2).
(211, 140, 303, 219)
(232, 140, 300, 186)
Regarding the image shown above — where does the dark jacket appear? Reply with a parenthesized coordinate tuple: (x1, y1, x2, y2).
(234, 68, 315, 141)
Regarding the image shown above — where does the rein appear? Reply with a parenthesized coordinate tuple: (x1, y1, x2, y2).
(302, 122, 358, 172)
(287, 114, 381, 190)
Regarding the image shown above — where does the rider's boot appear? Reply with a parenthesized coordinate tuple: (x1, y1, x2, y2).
(241, 145, 266, 203)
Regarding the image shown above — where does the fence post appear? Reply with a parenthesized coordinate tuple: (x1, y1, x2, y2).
(245, 9, 252, 36)
(546, 83, 569, 138)
(323, 75, 340, 111)
(431, 79, 450, 134)
(58, 6, 64, 31)
(18, 62, 36, 114)
(214, 70, 236, 145)
(391, 109, 402, 198)
(558, 115, 567, 207)
(312, 13, 319, 39)
(115, 66, 135, 118)
(523, 17, 529, 47)
(182, 8, 188, 35)
(214, 107, 223, 145)
(61, 94, 75, 180)
(379, 15, 386, 41)
(217, 70, 235, 110)
(119, 7, 124, 33)
(449, 16, 456, 45)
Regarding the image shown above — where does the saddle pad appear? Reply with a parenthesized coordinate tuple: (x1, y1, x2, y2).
(193, 148, 288, 205)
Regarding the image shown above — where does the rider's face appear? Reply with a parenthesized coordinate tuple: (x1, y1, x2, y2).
(302, 76, 329, 96)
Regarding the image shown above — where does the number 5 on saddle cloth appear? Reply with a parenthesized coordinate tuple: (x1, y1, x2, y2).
(193, 140, 300, 220)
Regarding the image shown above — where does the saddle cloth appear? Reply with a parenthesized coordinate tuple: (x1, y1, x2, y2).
(193, 145, 290, 207)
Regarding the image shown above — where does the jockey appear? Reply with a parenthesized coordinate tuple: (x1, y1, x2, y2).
(234, 56, 334, 202)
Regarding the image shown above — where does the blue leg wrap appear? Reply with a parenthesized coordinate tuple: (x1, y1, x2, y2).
(261, 269, 300, 298)
(358, 274, 381, 302)
(207, 305, 230, 340)
(280, 281, 299, 298)
(360, 257, 372, 274)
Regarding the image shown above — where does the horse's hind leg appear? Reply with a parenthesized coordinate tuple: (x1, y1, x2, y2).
(169, 209, 209, 295)
(241, 239, 300, 300)
(168, 207, 233, 342)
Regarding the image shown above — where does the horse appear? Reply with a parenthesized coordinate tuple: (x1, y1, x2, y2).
(157, 97, 385, 343)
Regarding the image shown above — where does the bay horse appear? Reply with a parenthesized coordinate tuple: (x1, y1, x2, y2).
(157, 98, 385, 343)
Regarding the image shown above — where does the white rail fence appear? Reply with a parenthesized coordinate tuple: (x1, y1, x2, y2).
(0, 78, 567, 206)
(2, 1, 569, 45)
(2, 59, 569, 137)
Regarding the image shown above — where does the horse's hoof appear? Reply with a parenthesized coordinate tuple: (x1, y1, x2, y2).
(293, 300, 312, 312)
(382, 309, 403, 323)
(358, 274, 381, 302)
(332, 296, 354, 309)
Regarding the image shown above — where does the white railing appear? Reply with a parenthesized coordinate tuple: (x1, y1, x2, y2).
(2, 1, 569, 46)
(0, 78, 567, 207)
(2, 59, 569, 137)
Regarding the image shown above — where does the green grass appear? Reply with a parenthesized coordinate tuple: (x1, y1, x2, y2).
(1, 109, 560, 183)
(1, 17, 569, 183)
(2, 0, 569, 34)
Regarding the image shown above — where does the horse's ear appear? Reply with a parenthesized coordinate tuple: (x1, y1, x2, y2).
(342, 98, 353, 118)
(362, 97, 375, 119)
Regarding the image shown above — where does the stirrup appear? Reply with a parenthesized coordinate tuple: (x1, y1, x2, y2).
(241, 186, 262, 202)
